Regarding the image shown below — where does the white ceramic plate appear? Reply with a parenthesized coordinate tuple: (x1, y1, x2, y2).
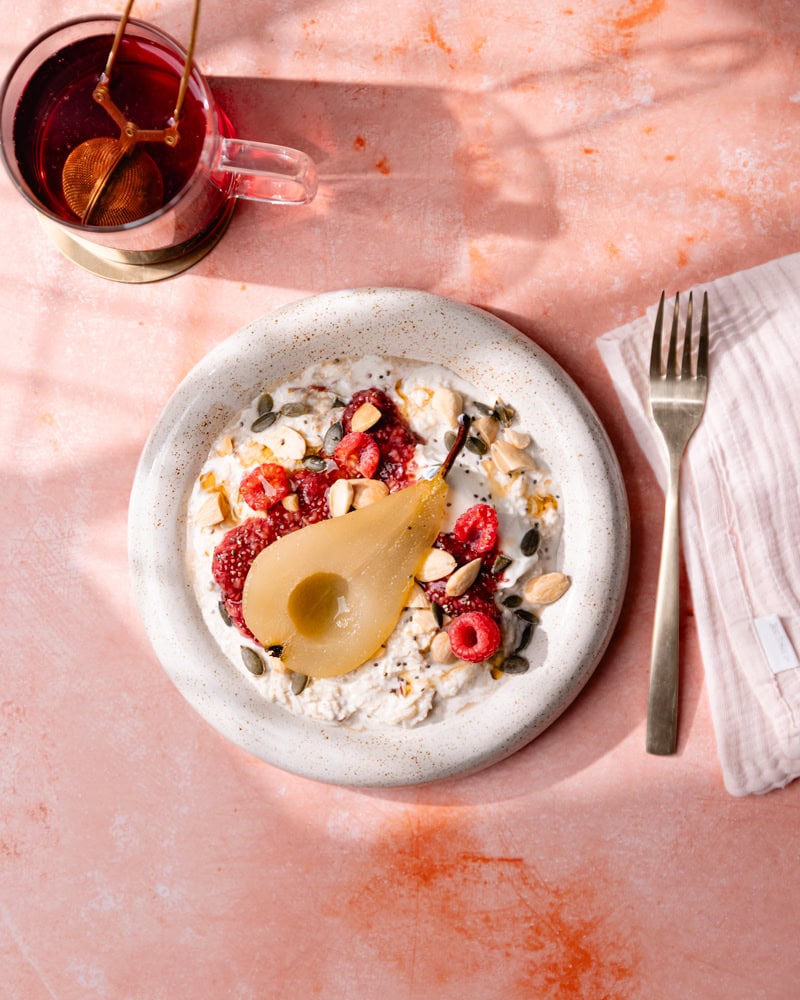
(129, 288, 629, 786)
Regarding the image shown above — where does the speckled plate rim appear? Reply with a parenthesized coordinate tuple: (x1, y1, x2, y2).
(128, 287, 630, 787)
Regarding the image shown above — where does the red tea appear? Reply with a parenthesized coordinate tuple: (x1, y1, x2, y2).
(13, 32, 208, 225)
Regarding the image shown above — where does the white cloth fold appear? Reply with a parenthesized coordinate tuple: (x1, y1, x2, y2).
(597, 253, 800, 796)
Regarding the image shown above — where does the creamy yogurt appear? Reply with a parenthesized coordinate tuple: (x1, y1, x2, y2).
(186, 356, 563, 730)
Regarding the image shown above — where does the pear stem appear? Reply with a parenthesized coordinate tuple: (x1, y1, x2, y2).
(440, 414, 471, 479)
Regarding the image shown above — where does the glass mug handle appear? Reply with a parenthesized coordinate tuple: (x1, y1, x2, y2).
(215, 138, 318, 205)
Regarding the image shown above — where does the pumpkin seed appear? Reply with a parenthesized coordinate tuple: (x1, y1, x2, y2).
(515, 622, 533, 653)
(290, 672, 309, 695)
(465, 435, 488, 456)
(495, 399, 515, 426)
(251, 411, 277, 432)
(520, 527, 540, 557)
(218, 601, 232, 627)
(431, 602, 444, 628)
(492, 554, 512, 575)
(323, 420, 344, 453)
(303, 454, 327, 472)
(332, 397, 346, 408)
(499, 654, 530, 675)
(473, 401, 496, 417)
(514, 608, 538, 624)
(502, 594, 523, 608)
(280, 402, 310, 417)
(444, 430, 456, 450)
(241, 646, 265, 675)
(256, 392, 274, 416)
(267, 644, 284, 658)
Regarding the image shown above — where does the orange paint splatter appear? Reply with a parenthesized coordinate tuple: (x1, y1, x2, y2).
(583, 147, 598, 155)
(606, 242, 621, 259)
(353, 135, 367, 151)
(677, 249, 689, 267)
(375, 156, 391, 175)
(332, 808, 639, 996)
(613, 0, 666, 32)
(642, 125, 656, 135)
(664, 154, 676, 162)
(424, 18, 452, 54)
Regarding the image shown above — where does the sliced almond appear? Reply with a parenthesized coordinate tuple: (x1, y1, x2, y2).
(444, 557, 483, 597)
(238, 440, 273, 467)
(281, 493, 300, 512)
(328, 478, 354, 517)
(199, 470, 218, 491)
(350, 401, 382, 433)
(194, 490, 230, 528)
(431, 386, 463, 427)
(262, 426, 307, 462)
(216, 434, 234, 457)
(416, 547, 458, 582)
(431, 630, 457, 664)
(351, 479, 389, 508)
(406, 582, 430, 609)
(523, 571, 570, 605)
(411, 608, 440, 633)
(490, 439, 537, 474)
(503, 427, 531, 449)
(472, 415, 499, 445)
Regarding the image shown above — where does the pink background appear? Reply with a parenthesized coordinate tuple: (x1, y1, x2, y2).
(2, 1, 800, 997)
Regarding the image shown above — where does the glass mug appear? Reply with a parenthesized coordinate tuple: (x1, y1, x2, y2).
(0, 16, 318, 281)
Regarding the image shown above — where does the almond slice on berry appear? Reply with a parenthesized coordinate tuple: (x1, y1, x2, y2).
(350, 401, 382, 433)
(444, 557, 483, 597)
(416, 547, 458, 582)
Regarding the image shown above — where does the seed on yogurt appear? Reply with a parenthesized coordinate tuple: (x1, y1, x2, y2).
(251, 411, 277, 432)
(241, 646, 265, 675)
(256, 392, 274, 415)
(520, 527, 541, 557)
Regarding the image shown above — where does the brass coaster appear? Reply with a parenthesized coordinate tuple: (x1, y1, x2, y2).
(37, 199, 237, 283)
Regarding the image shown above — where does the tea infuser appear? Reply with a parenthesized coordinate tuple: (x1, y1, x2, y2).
(61, 0, 201, 226)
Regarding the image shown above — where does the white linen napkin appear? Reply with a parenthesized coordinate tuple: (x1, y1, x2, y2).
(597, 252, 800, 796)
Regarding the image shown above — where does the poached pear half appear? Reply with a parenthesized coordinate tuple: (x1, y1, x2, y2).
(241, 473, 449, 678)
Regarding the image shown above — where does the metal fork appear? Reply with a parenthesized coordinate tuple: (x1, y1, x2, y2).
(646, 290, 709, 755)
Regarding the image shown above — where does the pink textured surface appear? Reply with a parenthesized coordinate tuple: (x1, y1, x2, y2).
(2, 2, 799, 998)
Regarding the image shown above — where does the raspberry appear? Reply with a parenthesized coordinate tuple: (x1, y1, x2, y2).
(239, 463, 291, 511)
(448, 612, 502, 663)
(212, 517, 275, 604)
(334, 432, 381, 478)
(453, 504, 498, 555)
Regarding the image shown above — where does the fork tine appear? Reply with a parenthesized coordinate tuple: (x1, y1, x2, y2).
(696, 290, 709, 378)
(650, 291, 665, 378)
(680, 291, 694, 379)
(666, 293, 680, 376)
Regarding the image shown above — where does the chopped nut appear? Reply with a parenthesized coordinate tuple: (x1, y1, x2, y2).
(411, 608, 440, 633)
(472, 415, 499, 446)
(199, 470, 218, 491)
(431, 386, 463, 427)
(523, 571, 570, 605)
(350, 402, 382, 433)
(281, 493, 300, 512)
(431, 630, 457, 664)
(328, 478, 354, 517)
(351, 479, 390, 508)
(262, 426, 307, 461)
(238, 440, 273, 467)
(416, 547, 458, 582)
(490, 439, 537, 474)
(503, 427, 531, 449)
(444, 557, 483, 597)
(194, 491, 230, 528)
(216, 435, 234, 457)
(406, 582, 430, 608)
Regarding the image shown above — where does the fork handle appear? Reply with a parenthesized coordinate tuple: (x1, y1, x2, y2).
(646, 455, 682, 755)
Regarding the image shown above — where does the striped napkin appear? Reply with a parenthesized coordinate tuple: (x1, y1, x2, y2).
(597, 253, 800, 796)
